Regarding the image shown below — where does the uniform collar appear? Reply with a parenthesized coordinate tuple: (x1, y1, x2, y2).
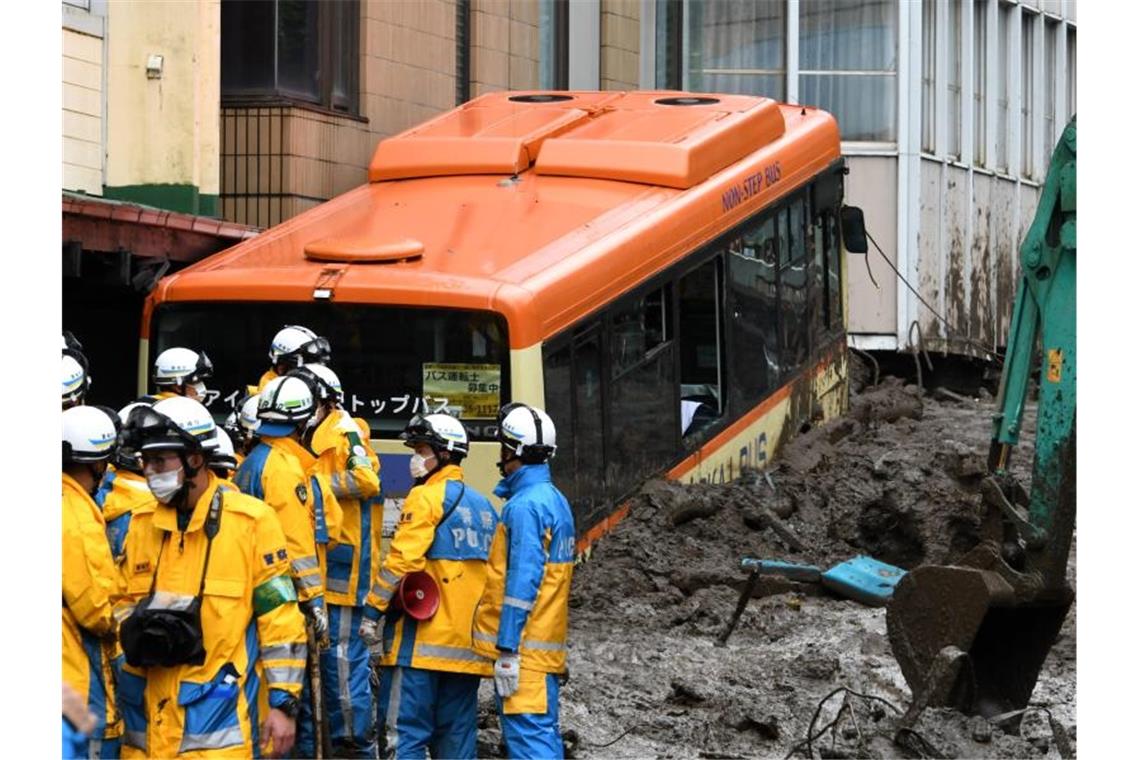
(62, 471, 95, 501)
(426, 463, 463, 486)
(263, 434, 316, 469)
(494, 462, 551, 499)
(153, 472, 221, 534)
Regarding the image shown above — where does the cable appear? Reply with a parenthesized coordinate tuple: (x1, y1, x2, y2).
(864, 228, 1004, 365)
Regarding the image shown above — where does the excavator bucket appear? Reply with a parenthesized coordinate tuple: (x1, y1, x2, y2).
(886, 563, 1073, 716)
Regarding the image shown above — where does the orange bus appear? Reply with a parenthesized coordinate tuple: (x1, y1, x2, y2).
(142, 90, 862, 556)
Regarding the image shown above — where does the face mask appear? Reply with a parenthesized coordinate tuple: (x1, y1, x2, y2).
(409, 453, 435, 480)
(147, 467, 185, 504)
(189, 382, 208, 400)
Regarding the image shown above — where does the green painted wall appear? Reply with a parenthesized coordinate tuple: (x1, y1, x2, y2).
(103, 183, 219, 217)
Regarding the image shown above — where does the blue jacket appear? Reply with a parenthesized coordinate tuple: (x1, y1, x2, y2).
(472, 463, 576, 673)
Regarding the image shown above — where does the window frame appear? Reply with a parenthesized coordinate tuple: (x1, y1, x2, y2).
(220, 0, 362, 119)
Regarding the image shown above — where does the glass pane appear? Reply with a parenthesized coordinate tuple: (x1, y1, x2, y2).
(543, 343, 576, 506)
(799, 73, 896, 142)
(679, 258, 724, 440)
(607, 343, 676, 501)
(221, 0, 276, 94)
(686, 0, 786, 100)
(277, 0, 320, 101)
(947, 0, 962, 159)
(921, 0, 935, 152)
(728, 217, 779, 411)
(331, 0, 359, 109)
(152, 302, 509, 441)
(1021, 12, 1034, 178)
(780, 197, 809, 371)
(996, 5, 1010, 171)
(572, 331, 607, 528)
(1066, 28, 1076, 120)
(799, 0, 897, 72)
(974, 0, 987, 165)
(826, 211, 843, 331)
(1044, 21, 1057, 151)
(610, 286, 670, 379)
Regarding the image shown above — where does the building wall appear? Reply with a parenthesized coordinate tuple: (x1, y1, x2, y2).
(63, 2, 106, 196)
(844, 157, 899, 339)
(104, 0, 220, 216)
(471, 0, 539, 96)
(600, 0, 639, 90)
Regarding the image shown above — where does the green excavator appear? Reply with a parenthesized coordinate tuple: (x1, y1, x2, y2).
(886, 116, 1076, 717)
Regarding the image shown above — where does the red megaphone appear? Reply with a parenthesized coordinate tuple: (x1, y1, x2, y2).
(393, 571, 440, 621)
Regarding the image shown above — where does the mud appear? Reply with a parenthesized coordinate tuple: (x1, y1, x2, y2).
(487, 359, 1076, 759)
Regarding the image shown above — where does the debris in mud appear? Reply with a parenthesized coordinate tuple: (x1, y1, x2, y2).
(556, 360, 1073, 759)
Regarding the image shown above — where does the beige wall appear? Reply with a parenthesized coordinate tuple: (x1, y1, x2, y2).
(63, 27, 104, 195)
(105, 0, 219, 196)
(471, 0, 539, 96)
(844, 157, 899, 338)
(600, 0, 639, 90)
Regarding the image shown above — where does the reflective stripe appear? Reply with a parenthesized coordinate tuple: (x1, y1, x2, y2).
(380, 568, 400, 586)
(472, 631, 497, 644)
(264, 665, 305, 686)
(296, 573, 323, 590)
(260, 642, 305, 663)
(149, 591, 197, 611)
(523, 638, 567, 653)
(503, 595, 534, 612)
(114, 604, 137, 623)
(123, 730, 147, 751)
(336, 608, 355, 736)
(180, 725, 245, 752)
(327, 576, 350, 594)
(291, 556, 319, 573)
(416, 643, 486, 663)
(370, 583, 395, 603)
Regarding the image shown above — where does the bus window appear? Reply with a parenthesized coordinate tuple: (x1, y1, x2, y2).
(729, 214, 780, 412)
(572, 327, 607, 528)
(151, 303, 509, 440)
(780, 196, 810, 372)
(809, 202, 827, 349)
(607, 285, 677, 500)
(678, 257, 725, 440)
(826, 210, 844, 331)
(543, 342, 576, 505)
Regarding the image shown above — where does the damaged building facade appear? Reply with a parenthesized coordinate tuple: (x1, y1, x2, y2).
(63, 0, 1077, 401)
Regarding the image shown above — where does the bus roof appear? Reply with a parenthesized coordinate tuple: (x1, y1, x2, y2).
(148, 91, 840, 349)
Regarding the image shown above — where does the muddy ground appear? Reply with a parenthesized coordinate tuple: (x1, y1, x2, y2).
(478, 356, 1075, 759)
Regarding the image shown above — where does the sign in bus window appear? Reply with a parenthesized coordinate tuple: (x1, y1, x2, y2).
(422, 362, 501, 419)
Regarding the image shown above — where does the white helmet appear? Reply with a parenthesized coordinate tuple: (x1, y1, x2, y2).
(497, 403, 557, 463)
(269, 325, 331, 369)
(239, 394, 261, 434)
(63, 406, 118, 464)
(401, 413, 469, 457)
(290, 364, 343, 405)
(62, 354, 90, 408)
(124, 396, 219, 454)
(154, 347, 214, 387)
(257, 376, 315, 436)
(210, 428, 239, 473)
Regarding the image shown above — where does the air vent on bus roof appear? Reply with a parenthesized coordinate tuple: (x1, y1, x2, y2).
(655, 96, 721, 106)
(304, 237, 424, 263)
(509, 94, 574, 103)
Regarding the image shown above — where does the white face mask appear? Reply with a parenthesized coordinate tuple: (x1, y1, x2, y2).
(146, 467, 185, 504)
(409, 452, 435, 480)
(189, 382, 208, 400)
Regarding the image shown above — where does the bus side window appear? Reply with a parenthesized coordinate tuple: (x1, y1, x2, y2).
(809, 204, 828, 349)
(728, 215, 779, 414)
(572, 328, 607, 528)
(542, 342, 576, 507)
(678, 257, 725, 441)
(780, 196, 809, 373)
(826, 210, 844, 331)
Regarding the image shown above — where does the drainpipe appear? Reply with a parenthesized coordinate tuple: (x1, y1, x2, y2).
(456, 0, 471, 105)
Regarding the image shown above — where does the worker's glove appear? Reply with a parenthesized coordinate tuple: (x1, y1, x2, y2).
(494, 651, 521, 698)
(359, 608, 384, 647)
(300, 599, 329, 644)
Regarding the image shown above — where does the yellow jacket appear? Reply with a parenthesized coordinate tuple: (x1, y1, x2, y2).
(95, 466, 156, 562)
(364, 465, 498, 676)
(472, 464, 575, 674)
(287, 435, 345, 593)
(63, 473, 123, 743)
(310, 411, 382, 607)
(255, 369, 278, 393)
(234, 436, 325, 603)
(115, 476, 308, 757)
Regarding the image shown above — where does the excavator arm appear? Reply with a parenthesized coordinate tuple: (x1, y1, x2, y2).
(886, 116, 1076, 716)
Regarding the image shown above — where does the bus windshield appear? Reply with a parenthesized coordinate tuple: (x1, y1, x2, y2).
(151, 302, 510, 440)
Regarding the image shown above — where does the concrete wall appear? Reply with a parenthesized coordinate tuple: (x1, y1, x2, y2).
(63, 23, 104, 196)
(104, 0, 220, 215)
(601, 0, 639, 90)
(471, 0, 539, 96)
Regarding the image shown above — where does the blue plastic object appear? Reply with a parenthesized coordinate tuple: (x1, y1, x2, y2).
(741, 558, 822, 583)
(820, 556, 907, 607)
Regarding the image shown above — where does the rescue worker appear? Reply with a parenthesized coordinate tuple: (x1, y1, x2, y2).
(256, 325, 331, 392)
(291, 364, 383, 757)
(115, 397, 308, 757)
(359, 413, 499, 759)
(95, 400, 158, 562)
(209, 427, 240, 485)
(222, 393, 260, 460)
(152, 347, 213, 402)
(63, 352, 90, 410)
(63, 405, 124, 758)
(473, 403, 576, 760)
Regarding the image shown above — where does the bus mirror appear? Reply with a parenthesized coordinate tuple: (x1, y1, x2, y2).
(840, 206, 868, 254)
